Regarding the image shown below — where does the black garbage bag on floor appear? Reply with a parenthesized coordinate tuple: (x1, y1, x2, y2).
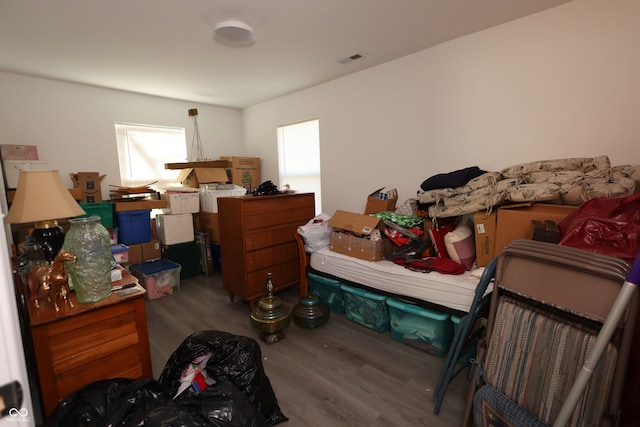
(159, 330, 288, 426)
(44, 377, 268, 427)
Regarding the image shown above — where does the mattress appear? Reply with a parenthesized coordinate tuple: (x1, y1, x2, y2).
(309, 247, 485, 313)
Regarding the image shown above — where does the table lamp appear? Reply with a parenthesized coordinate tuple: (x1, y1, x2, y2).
(5, 170, 86, 262)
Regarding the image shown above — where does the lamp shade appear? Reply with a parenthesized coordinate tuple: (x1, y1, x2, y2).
(5, 170, 86, 224)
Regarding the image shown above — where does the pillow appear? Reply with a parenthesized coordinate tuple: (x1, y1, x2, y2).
(444, 222, 475, 270)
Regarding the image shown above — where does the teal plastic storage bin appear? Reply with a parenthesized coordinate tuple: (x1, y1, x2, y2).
(77, 201, 115, 228)
(340, 284, 389, 332)
(308, 272, 344, 314)
(115, 209, 151, 245)
(387, 298, 453, 357)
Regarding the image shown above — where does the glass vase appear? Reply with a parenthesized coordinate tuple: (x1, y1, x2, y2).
(63, 216, 112, 303)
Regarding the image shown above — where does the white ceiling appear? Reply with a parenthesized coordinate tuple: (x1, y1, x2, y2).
(0, 0, 572, 109)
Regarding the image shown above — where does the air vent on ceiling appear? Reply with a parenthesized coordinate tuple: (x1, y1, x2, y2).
(338, 53, 364, 64)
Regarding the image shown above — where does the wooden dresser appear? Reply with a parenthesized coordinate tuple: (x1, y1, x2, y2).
(218, 193, 315, 308)
(27, 271, 152, 417)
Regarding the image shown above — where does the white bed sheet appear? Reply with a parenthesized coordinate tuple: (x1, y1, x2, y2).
(309, 247, 485, 313)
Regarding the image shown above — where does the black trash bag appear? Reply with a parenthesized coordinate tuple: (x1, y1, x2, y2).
(159, 330, 288, 426)
(44, 378, 168, 427)
(45, 377, 268, 427)
(129, 381, 268, 427)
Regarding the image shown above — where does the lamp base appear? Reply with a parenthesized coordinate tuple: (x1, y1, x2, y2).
(31, 220, 65, 263)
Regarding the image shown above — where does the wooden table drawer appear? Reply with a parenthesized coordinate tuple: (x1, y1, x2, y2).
(55, 344, 143, 399)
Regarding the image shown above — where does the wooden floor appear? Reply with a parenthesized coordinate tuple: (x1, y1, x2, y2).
(145, 273, 471, 426)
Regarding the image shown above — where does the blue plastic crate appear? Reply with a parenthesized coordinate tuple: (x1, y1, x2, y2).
(115, 209, 151, 245)
(387, 298, 453, 357)
(308, 272, 344, 314)
(340, 284, 389, 332)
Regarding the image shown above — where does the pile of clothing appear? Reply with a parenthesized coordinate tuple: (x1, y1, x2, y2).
(417, 155, 639, 218)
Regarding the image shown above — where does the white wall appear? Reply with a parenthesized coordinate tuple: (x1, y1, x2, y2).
(1, 0, 638, 219)
(0, 73, 244, 199)
(244, 0, 640, 216)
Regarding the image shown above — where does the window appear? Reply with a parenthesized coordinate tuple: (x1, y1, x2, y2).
(114, 123, 187, 190)
(277, 119, 322, 213)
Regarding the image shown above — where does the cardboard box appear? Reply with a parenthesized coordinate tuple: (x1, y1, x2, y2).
(124, 243, 143, 266)
(328, 210, 390, 261)
(365, 188, 398, 214)
(494, 203, 576, 256)
(176, 168, 229, 188)
(474, 210, 497, 268)
(68, 187, 83, 201)
(220, 156, 260, 190)
(195, 211, 221, 244)
(155, 213, 195, 245)
(141, 239, 162, 261)
(114, 199, 167, 212)
(70, 172, 106, 203)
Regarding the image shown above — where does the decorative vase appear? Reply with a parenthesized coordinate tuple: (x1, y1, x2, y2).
(292, 294, 330, 328)
(62, 216, 112, 303)
(250, 273, 291, 344)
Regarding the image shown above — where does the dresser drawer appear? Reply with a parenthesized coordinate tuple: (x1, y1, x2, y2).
(246, 259, 301, 298)
(243, 207, 314, 230)
(241, 193, 314, 215)
(245, 241, 298, 272)
(245, 224, 299, 251)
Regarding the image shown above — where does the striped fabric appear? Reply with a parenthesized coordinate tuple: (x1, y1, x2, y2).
(483, 295, 618, 426)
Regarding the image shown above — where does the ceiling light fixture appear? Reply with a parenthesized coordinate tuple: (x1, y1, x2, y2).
(213, 20, 256, 46)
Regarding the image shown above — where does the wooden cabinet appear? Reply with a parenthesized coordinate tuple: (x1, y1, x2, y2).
(218, 193, 315, 308)
(27, 271, 152, 417)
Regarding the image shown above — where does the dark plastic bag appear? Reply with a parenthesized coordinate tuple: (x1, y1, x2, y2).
(44, 377, 267, 427)
(159, 330, 288, 426)
(558, 192, 640, 262)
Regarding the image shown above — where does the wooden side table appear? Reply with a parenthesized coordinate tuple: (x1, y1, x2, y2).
(27, 271, 152, 417)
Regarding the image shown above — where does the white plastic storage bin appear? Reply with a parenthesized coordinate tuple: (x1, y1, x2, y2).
(155, 213, 195, 245)
(199, 186, 247, 213)
(161, 191, 200, 214)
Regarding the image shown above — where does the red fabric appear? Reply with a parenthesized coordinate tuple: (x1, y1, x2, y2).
(428, 223, 456, 258)
(392, 257, 465, 275)
(385, 227, 424, 246)
(558, 193, 640, 262)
